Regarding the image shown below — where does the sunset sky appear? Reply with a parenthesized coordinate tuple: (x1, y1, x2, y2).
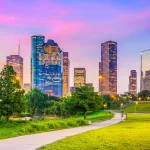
(0, 0, 150, 93)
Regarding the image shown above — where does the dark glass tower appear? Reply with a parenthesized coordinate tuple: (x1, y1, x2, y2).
(129, 70, 137, 95)
(31, 35, 62, 96)
(99, 41, 117, 95)
(31, 35, 45, 89)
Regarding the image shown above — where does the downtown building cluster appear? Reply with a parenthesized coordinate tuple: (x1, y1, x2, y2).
(4, 35, 150, 96)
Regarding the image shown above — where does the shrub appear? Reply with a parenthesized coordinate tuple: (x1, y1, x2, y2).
(58, 121, 68, 128)
(46, 122, 61, 129)
(76, 119, 88, 126)
(25, 126, 36, 133)
(67, 121, 77, 127)
(30, 123, 48, 131)
(19, 128, 26, 133)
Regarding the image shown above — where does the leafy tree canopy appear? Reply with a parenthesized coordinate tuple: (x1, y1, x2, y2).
(0, 65, 25, 120)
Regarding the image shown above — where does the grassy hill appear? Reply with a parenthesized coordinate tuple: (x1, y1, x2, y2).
(120, 102, 150, 113)
(39, 114, 150, 150)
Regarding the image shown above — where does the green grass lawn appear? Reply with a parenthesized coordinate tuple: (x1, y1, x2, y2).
(0, 111, 113, 139)
(118, 102, 150, 113)
(39, 114, 150, 150)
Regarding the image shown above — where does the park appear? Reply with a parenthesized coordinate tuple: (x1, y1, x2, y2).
(0, 65, 150, 149)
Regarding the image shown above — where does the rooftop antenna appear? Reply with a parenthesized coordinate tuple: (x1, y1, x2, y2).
(18, 37, 20, 56)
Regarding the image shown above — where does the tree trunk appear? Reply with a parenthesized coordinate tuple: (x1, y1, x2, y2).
(6, 116, 9, 121)
(84, 112, 87, 119)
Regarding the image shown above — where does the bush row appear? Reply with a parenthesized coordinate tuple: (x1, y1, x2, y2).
(19, 119, 88, 134)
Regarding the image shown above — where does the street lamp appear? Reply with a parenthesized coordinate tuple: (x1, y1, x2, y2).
(135, 101, 138, 113)
(103, 104, 107, 110)
(120, 103, 123, 109)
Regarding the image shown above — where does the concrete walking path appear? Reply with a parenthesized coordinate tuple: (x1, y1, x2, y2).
(0, 113, 125, 150)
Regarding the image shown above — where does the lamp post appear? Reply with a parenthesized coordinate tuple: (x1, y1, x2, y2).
(135, 101, 138, 113)
(103, 104, 107, 110)
(120, 103, 124, 121)
(120, 103, 123, 109)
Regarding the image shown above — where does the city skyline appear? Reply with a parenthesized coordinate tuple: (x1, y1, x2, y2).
(0, 0, 150, 93)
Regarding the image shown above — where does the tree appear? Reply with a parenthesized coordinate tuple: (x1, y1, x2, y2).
(138, 90, 150, 101)
(24, 88, 48, 116)
(70, 85, 103, 119)
(0, 65, 25, 120)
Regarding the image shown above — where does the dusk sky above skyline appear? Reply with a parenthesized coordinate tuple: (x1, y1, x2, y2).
(0, 0, 150, 93)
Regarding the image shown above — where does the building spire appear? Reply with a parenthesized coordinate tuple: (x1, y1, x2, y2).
(18, 37, 20, 56)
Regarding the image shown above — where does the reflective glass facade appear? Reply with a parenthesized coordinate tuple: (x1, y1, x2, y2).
(74, 68, 86, 87)
(129, 70, 137, 95)
(99, 41, 117, 95)
(31, 35, 62, 96)
(62, 52, 70, 96)
(6, 55, 23, 88)
(99, 62, 102, 93)
(140, 50, 150, 91)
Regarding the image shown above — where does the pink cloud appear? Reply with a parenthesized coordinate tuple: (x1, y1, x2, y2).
(0, 14, 18, 24)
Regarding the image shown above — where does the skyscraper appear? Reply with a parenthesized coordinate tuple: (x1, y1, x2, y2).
(99, 62, 102, 93)
(140, 50, 150, 91)
(86, 83, 93, 87)
(31, 35, 45, 89)
(62, 52, 70, 96)
(74, 68, 86, 87)
(86, 83, 94, 91)
(31, 35, 63, 96)
(70, 87, 75, 93)
(23, 83, 31, 93)
(99, 41, 117, 95)
(129, 70, 137, 95)
(6, 55, 23, 88)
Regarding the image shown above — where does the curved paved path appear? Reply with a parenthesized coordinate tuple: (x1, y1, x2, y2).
(0, 113, 125, 150)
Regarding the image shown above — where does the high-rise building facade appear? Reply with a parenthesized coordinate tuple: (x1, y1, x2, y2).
(140, 50, 150, 91)
(86, 83, 93, 87)
(23, 83, 31, 93)
(99, 41, 117, 95)
(86, 83, 94, 91)
(31, 35, 45, 89)
(99, 62, 102, 93)
(129, 70, 137, 95)
(70, 87, 75, 93)
(6, 55, 23, 87)
(31, 35, 63, 96)
(62, 52, 70, 96)
(74, 68, 86, 87)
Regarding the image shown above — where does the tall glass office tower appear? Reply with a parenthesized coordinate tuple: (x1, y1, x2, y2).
(99, 41, 117, 95)
(140, 50, 150, 91)
(129, 70, 137, 95)
(31, 35, 62, 96)
(7, 55, 23, 88)
(31, 35, 45, 89)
